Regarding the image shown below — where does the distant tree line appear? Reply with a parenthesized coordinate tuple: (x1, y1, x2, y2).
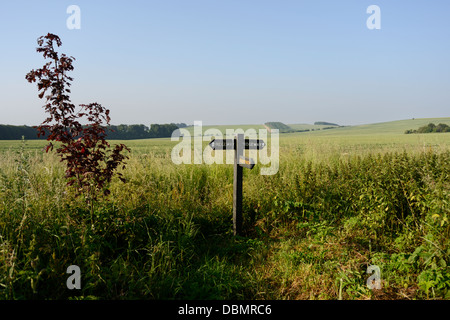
(0, 123, 187, 140)
(106, 123, 184, 139)
(264, 122, 293, 132)
(264, 121, 342, 134)
(0, 125, 44, 140)
(405, 123, 450, 134)
(314, 121, 339, 126)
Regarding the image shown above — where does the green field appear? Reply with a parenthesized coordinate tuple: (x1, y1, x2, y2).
(294, 117, 450, 135)
(0, 118, 449, 299)
(181, 124, 266, 137)
(287, 123, 339, 131)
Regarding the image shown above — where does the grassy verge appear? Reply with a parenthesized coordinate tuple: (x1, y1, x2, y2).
(0, 137, 449, 299)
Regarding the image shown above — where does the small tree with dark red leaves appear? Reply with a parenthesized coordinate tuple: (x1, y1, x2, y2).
(26, 33, 130, 207)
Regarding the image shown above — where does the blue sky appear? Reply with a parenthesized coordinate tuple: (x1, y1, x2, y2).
(1, 0, 449, 126)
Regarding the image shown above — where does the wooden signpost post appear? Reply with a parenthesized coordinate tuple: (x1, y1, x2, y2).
(209, 134, 265, 235)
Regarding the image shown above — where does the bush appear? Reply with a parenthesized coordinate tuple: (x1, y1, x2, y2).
(406, 123, 450, 134)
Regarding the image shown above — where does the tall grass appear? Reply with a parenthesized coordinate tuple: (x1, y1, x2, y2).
(0, 137, 449, 299)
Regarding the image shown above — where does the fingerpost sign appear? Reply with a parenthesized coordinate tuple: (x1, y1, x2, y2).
(209, 134, 265, 235)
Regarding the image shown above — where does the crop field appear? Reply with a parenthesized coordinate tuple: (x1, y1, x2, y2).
(0, 118, 449, 300)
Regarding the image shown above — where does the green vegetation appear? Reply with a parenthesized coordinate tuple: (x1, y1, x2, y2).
(314, 121, 339, 126)
(0, 125, 42, 140)
(297, 118, 450, 136)
(182, 124, 266, 137)
(405, 123, 450, 134)
(264, 122, 293, 132)
(0, 123, 185, 140)
(287, 123, 338, 132)
(106, 123, 181, 140)
(0, 118, 449, 300)
(265, 122, 340, 133)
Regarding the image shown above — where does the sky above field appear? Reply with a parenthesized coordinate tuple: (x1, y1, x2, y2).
(0, 0, 449, 126)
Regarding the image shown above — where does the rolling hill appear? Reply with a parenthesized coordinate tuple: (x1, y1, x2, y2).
(289, 117, 450, 136)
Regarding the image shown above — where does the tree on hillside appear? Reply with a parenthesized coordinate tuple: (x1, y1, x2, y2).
(314, 121, 339, 126)
(417, 123, 436, 133)
(405, 122, 450, 134)
(436, 123, 450, 133)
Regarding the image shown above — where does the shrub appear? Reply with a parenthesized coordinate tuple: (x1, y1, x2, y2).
(25, 33, 130, 202)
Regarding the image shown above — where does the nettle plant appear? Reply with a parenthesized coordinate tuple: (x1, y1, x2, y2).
(26, 33, 130, 204)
